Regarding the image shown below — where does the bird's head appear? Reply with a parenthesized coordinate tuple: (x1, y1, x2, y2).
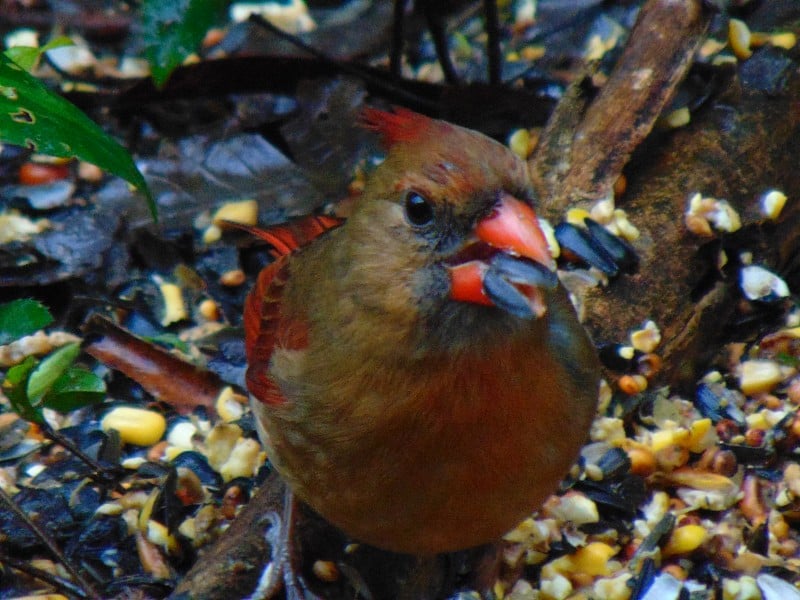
(344, 108, 557, 353)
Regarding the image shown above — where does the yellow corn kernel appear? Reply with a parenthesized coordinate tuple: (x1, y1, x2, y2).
(203, 224, 222, 244)
(216, 386, 248, 423)
(663, 524, 707, 556)
(760, 190, 787, 220)
(687, 418, 715, 453)
(630, 321, 661, 353)
(566, 208, 591, 226)
(147, 520, 180, 554)
(159, 282, 187, 326)
(662, 107, 690, 129)
(212, 199, 258, 226)
(570, 542, 617, 576)
(739, 360, 791, 395)
(508, 128, 531, 159)
(745, 411, 769, 431)
(101, 407, 167, 446)
(220, 438, 262, 481)
(769, 32, 797, 50)
(729, 19, 752, 60)
(651, 429, 688, 453)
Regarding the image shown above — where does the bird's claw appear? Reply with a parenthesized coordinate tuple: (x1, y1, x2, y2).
(246, 510, 321, 600)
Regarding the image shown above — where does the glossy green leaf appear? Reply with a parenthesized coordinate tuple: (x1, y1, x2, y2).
(27, 342, 81, 403)
(142, 0, 228, 87)
(0, 52, 156, 219)
(4, 357, 43, 424)
(5, 36, 74, 72)
(0, 299, 53, 345)
(42, 366, 106, 413)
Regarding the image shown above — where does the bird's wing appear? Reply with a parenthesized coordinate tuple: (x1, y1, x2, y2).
(242, 215, 344, 405)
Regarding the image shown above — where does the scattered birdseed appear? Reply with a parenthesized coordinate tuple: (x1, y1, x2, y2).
(740, 265, 790, 302)
(760, 190, 787, 220)
(685, 193, 742, 235)
(729, 18, 753, 60)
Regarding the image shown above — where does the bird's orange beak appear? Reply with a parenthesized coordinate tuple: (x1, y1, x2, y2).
(448, 193, 556, 319)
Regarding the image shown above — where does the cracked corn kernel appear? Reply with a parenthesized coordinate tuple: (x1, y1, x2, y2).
(159, 282, 187, 326)
(312, 560, 339, 583)
(219, 437, 262, 481)
(216, 386, 247, 422)
(630, 321, 661, 353)
(739, 360, 793, 395)
(592, 573, 633, 600)
(687, 418, 716, 453)
(540, 574, 572, 600)
(570, 542, 617, 576)
(212, 199, 258, 226)
(767, 32, 797, 50)
(203, 224, 222, 244)
(627, 446, 656, 477)
(147, 520, 180, 555)
(760, 190, 787, 220)
(549, 492, 599, 526)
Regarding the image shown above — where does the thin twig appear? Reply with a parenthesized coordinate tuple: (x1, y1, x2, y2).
(483, 0, 502, 84)
(0, 551, 89, 599)
(246, 13, 438, 111)
(390, 0, 409, 77)
(41, 423, 126, 494)
(0, 487, 101, 599)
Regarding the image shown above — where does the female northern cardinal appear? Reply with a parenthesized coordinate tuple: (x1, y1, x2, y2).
(244, 107, 600, 556)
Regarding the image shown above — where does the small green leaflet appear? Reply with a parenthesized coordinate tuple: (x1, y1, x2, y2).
(27, 342, 81, 403)
(41, 366, 106, 413)
(5, 357, 43, 424)
(5, 342, 106, 423)
(0, 299, 53, 345)
(5, 36, 74, 72)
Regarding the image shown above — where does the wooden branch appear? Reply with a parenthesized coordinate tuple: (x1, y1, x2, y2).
(530, 0, 711, 217)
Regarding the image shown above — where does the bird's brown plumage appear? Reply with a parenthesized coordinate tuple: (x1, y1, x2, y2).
(246, 108, 600, 554)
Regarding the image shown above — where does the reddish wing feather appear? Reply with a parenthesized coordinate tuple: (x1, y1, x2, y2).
(228, 214, 343, 257)
(243, 215, 344, 406)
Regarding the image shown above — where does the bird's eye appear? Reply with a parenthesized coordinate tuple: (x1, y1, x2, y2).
(404, 192, 435, 226)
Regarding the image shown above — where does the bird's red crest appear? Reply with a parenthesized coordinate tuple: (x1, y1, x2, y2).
(360, 107, 434, 148)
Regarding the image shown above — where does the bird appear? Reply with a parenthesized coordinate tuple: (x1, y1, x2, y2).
(243, 107, 601, 561)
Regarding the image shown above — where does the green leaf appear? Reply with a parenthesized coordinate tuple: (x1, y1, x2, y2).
(0, 299, 53, 345)
(42, 366, 106, 413)
(4, 357, 43, 423)
(142, 0, 227, 87)
(5, 36, 74, 72)
(26, 342, 81, 403)
(0, 52, 157, 219)
(145, 332, 189, 353)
